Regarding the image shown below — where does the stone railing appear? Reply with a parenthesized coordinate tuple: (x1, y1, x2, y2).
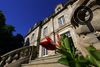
(0, 46, 37, 67)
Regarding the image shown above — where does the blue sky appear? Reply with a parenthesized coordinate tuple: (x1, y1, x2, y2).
(0, 0, 67, 36)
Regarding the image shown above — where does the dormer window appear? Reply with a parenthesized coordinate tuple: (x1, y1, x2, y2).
(44, 17, 48, 22)
(57, 7, 61, 12)
(55, 4, 63, 13)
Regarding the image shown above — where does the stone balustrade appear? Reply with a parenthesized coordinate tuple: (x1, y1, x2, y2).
(0, 46, 36, 67)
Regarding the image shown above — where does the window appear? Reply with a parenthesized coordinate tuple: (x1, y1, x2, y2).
(41, 26, 48, 56)
(31, 33, 34, 41)
(58, 16, 65, 26)
(25, 38, 30, 46)
(43, 27, 48, 36)
(42, 47, 48, 56)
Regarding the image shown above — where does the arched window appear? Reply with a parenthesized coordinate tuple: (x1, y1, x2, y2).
(25, 38, 30, 46)
(31, 33, 34, 41)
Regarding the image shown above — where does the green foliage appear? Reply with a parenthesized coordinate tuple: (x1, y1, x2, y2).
(57, 34, 100, 67)
(58, 56, 69, 65)
(0, 11, 5, 26)
(86, 45, 100, 67)
(2, 25, 15, 32)
(0, 11, 24, 55)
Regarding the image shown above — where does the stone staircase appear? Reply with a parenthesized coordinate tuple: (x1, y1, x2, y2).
(0, 46, 66, 67)
(21, 54, 66, 67)
(0, 46, 37, 67)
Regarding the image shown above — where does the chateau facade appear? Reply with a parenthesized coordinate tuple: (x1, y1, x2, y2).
(25, 0, 77, 58)
(25, 3, 73, 58)
(24, 0, 100, 66)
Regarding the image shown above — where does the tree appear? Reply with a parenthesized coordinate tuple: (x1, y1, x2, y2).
(13, 34, 24, 49)
(0, 11, 6, 26)
(0, 11, 24, 55)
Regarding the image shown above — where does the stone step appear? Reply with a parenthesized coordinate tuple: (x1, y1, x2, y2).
(21, 54, 67, 67)
(29, 54, 61, 64)
(21, 62, 66, 67)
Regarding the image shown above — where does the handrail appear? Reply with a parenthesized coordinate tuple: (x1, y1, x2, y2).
(0, 46, 36, 67)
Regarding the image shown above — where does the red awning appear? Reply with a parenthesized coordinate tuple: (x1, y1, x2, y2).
(40, 36, 56, 50)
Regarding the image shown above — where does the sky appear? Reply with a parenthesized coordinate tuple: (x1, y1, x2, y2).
(0, 0, 67, 36)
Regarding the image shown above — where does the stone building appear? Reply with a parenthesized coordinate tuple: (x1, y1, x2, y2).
(23, 0, 100, 67)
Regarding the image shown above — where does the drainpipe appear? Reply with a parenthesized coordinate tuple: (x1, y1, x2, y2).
(52, 18, 56, 43)
(52, 17, 57, 54)
(30, 21, 42, 60)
